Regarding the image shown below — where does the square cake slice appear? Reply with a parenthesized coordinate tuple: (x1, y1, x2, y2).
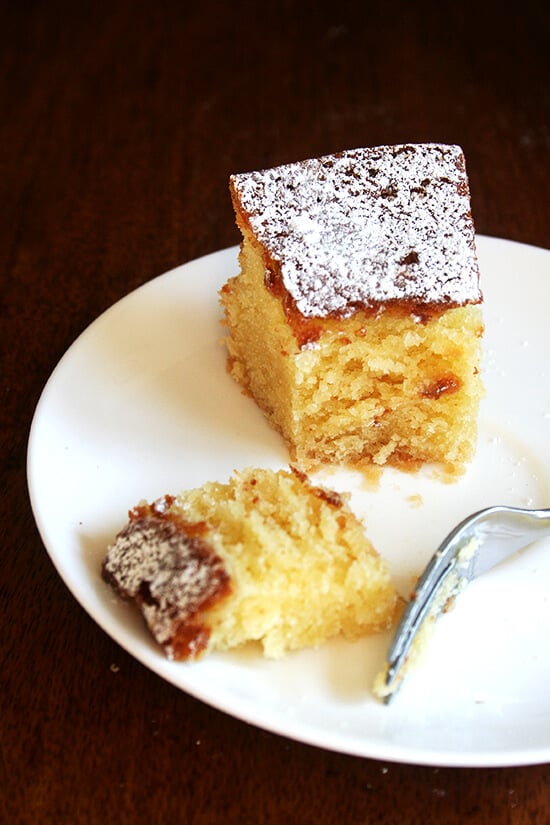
(221, 144, 484, 472)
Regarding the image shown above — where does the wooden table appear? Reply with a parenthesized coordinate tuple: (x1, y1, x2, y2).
(3, 1, 549, 821)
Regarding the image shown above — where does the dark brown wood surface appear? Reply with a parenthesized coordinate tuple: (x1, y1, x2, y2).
(3, 1, 549, 822)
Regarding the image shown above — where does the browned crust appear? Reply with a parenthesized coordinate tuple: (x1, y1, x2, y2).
(102, 499, 232, 660)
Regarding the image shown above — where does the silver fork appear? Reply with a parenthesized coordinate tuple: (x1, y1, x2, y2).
(378, 505, 550, 702)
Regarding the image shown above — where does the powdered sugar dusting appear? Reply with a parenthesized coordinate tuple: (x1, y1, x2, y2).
(231, 144, 482, 317)
(102, 516, 229, 648)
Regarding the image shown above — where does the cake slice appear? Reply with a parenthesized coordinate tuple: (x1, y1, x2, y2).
(221, 144, 484, 472)
(102, 467, 399, 660)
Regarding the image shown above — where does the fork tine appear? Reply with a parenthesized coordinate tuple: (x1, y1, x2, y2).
(375, 504, 550, 702)
(377, 514, 480, 702)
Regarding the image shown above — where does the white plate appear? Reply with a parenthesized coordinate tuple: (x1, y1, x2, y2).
(28, 236, 550, 767)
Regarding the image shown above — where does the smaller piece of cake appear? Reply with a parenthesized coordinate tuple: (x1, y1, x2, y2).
(222, 144, 484, 472)
(102, 467, 399, 660)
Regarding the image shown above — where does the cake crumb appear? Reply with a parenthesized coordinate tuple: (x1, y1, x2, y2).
(102, 468, 400, 661)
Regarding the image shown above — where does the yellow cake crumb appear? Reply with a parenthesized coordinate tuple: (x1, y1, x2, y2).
(221, 236, 483, 472)
(102, 467, 400, 660)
